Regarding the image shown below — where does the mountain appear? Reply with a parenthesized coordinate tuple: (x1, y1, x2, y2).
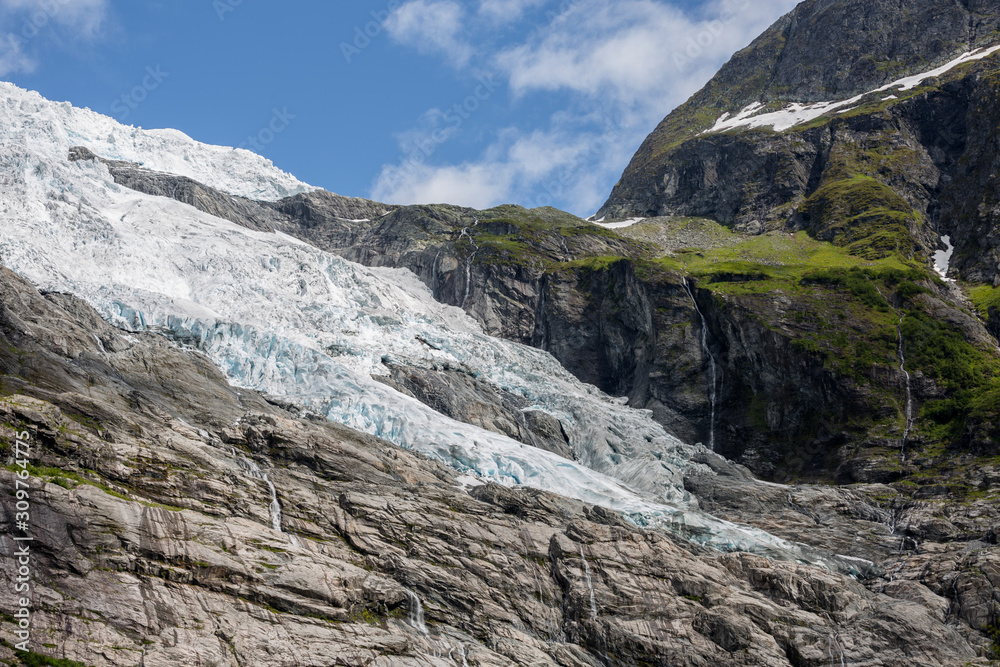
(4, 0, 1000, 663)
(294, 0, 1000, 488)
(578, 0, 1000, 481)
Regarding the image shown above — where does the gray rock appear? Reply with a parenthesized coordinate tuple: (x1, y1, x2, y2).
(0, 253, 996, 666)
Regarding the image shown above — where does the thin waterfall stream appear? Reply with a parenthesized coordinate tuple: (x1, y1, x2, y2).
(232, 449, 284, 533)
(684, 278, 720, 450)
(579, 546, 598, 621)
(459, 219, 480, 309)
(897, 315, 913, 461)
(404, 588, 429, 637)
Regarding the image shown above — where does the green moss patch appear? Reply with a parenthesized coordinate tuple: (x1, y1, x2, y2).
(800, 175, 921, 260)
(967, 284, 1000, 320)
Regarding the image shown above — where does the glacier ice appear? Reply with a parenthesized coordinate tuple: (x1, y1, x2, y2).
(0, 81, 313, 201)
(0, 81, 871, 574)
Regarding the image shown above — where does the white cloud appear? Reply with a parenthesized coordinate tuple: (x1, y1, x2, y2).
(373, 159, 515, 209)
(393, 107, 462, 159)
(0, 32, 34, 76)
(497, 0, 797, 104)
(0, 0, 108, 74)
(371, 123, 625, 213)
(385, 0, 474, 68)
(1, 0, 108, 38)
(372, 0, 802, 214)
(477, 0, 547, 24)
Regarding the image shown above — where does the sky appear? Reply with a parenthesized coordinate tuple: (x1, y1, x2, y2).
(0, 0, 800, 216)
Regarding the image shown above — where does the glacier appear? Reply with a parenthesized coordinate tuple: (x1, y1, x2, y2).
(0, 81, 868, 573)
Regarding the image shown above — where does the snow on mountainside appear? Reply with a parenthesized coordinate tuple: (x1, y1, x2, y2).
(0, 81, 314, 201)
(704, 44, 1000, 134)
(0, 82, 860, 569)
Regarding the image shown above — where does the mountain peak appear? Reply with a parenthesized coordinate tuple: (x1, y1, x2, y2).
(599, 0, 1000, 221)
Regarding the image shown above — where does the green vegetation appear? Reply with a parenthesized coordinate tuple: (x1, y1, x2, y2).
(902, 311, 992, 391)
(648, 230, 918, 296)
(968, 284, 1000, 320)
(349, 607, 382, 626)
(0, 640, 93, 667)
(461, 205, 650, 269)
(799, 175, 921, 260)
(902, 307, 1000, 446)
(981, 614, 1000, 662)
(15, 652, 92, 667)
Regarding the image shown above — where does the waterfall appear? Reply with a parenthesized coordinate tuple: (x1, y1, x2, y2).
(683, 278, 720, 450)
(827, 634, 846, 667)
(232, 449, 284, 533)
(459, 219, 480, 310)
(447, 645, 470, 667)
(265, 478, 283, 533)
(579, 546, 598, 621)
(404, 588, 429, 636)
(536, 280, 550, 352)
(896, 316, 913, 460)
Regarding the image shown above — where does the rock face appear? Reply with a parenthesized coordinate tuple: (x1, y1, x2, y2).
(592, 0, 1000, 297)
(376, 361, 574, 459)
(69, 146, 396, 235)
(598, 0, 1000, 223)
(2, 260, 1000, 666)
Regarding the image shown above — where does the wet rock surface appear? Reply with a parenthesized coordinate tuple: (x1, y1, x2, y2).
(1, 245, 999, 665)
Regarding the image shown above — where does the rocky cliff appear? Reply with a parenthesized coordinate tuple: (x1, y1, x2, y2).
(3, 250, 1000, 666)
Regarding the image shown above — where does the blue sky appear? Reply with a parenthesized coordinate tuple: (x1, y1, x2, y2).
(0, 0, 798, 216)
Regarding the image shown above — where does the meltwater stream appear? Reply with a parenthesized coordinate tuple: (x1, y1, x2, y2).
(897, 317, 914, 461)
(233, 450, 284, 533)
(404, 589, 430, 637)
(459, 219, 480, 310)
(684, 278, 720, 451)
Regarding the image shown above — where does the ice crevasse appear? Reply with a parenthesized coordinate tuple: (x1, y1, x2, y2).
(0, 81, 868, 574)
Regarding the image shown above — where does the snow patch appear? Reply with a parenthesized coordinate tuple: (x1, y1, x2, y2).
(454, 474, 485, 490)
(593, 217, 646, 230)
(933, 235, 955, 281)
(704, 45, 1000, 135)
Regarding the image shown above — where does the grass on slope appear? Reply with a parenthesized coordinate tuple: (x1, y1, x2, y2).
(967, 284, 1000, 319)
(460, 204, 653, 267)
(652, 228, 918, 294)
